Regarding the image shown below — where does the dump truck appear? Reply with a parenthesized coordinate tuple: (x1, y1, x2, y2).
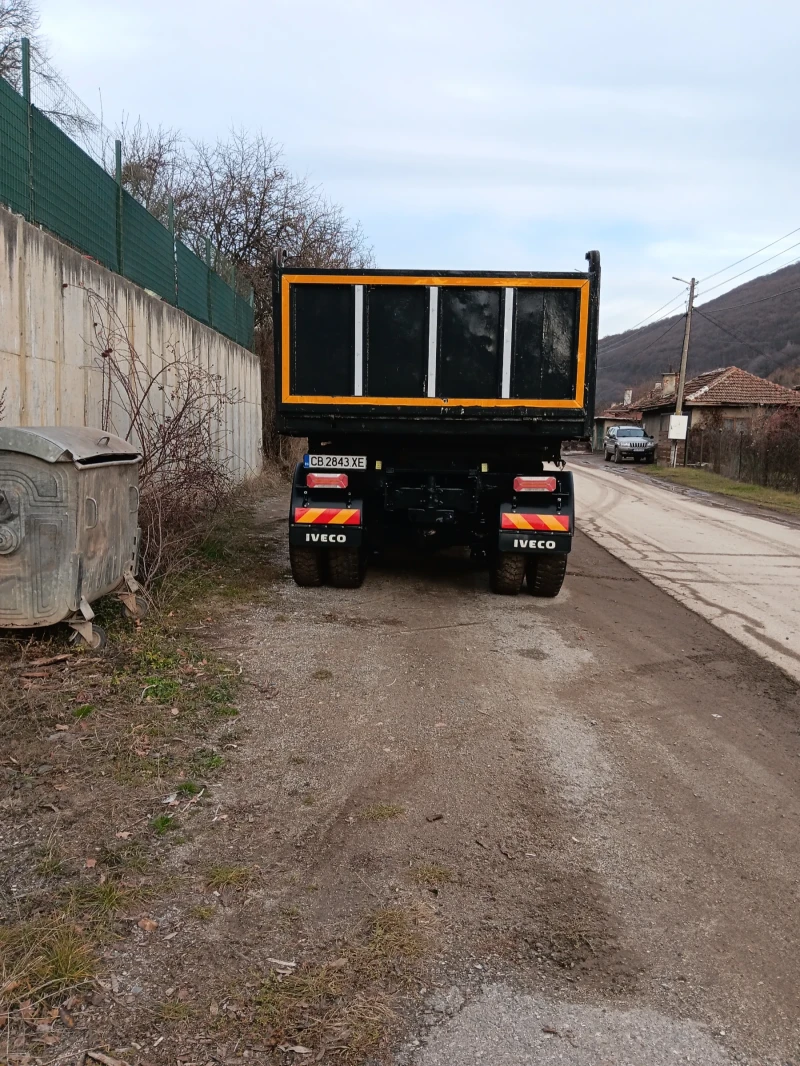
(273, 251, 600, 596)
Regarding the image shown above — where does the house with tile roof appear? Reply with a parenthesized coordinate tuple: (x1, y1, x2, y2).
(632, 367, 800, 462)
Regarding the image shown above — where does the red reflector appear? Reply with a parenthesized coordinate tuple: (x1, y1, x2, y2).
(514, 476, 557, 492)
(307, 473, 348, 489)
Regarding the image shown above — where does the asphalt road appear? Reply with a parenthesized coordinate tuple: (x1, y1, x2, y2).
(571, 456, 800, 684)
(223, 492, 800, 1066)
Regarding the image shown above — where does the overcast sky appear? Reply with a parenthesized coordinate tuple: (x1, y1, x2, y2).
(37, 0, 799, 336)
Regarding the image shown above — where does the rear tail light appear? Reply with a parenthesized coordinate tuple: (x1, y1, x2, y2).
(307, 473, 348, 489)
(514, 476, 557, 492)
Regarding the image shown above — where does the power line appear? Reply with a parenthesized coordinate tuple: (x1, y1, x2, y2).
(598, 301, 686, 359)
(700, 282, 800, 315)
(698, 225, 800, 284)
(692, 307, 772, 362)
(694, 241, 800, 299)
(598, 314, 684, 370)
(627, 288, 688, 332)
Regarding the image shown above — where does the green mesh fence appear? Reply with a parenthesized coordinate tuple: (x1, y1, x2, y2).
(235, 294, 254, 349)
(210, 270, 236, 339)
(122, 189, 176, 303)
(0, 77, 29, 216)
(0, 70, 253, 349)
(176, 239, 210, 323)
(31, 107, 118, 270)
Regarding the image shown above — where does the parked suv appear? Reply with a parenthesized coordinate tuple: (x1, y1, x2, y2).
(603, 425, 656, 464)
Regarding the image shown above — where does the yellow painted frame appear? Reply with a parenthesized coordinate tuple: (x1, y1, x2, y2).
(281, 274, 590, 408)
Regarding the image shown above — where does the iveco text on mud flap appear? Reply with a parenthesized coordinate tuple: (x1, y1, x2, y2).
(272, 250, 599, 595)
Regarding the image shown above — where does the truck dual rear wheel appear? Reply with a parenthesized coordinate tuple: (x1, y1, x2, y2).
(328, 547, 366, 589)
(289, 544, 325, 587)
(489, 552, 526, 595)
(526, 553, 568, 598)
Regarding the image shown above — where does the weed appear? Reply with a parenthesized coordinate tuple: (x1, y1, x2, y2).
(151, 814, 176, 836)
(191, 749, 224, 775)
(0, 919, 95, 1005)
(206, 865, 251, 890)
(360, 803, 405, 822)
(142, 676, 182, 704)
(312, 668, 333, 681)
(412, 863, 453, 889)
(280, 905, 301, 922)
(73, 704, 95, 719)
(176, 780, 202, 796)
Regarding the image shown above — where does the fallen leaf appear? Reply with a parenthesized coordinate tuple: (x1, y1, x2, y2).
(58, 1005, 75, 1028)
(115, 831, 131, 839)
(137, 918, 158, 932)
(55, 724, 70, 731)
(85, 858, 97, 869)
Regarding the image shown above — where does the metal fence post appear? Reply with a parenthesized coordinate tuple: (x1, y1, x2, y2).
(168, 196, 177, 304)
(206, 238, 213, 326)
(115, 139, 124, 275)
(21, 37, 33, 220)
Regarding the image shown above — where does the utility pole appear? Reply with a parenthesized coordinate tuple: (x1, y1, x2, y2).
(670, 276, 696, 467)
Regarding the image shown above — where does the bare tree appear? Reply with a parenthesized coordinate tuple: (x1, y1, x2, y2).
(116, 116, 188, 221)
(0, 0, 45, 88)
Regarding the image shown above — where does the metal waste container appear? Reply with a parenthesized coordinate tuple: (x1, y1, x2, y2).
(0, 427, 144, 648)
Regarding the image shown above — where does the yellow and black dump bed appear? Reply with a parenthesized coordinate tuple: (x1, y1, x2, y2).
(273, 252, 600, 442)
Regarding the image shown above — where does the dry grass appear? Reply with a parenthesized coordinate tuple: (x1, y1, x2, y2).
(206, 865, 252, 890)
(0, 919, 96, 1010)
(360, 803, 405, 822)
(250, 906, 427, 1060)
(644, 465, 800, 517)
(158, 1000, 195, 1021)
(411, 863, 454, 889)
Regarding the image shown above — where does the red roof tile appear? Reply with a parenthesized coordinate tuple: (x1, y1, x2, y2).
(634, 367, 800, 411)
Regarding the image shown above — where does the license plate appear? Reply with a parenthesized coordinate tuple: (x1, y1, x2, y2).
(304, 454, 367, 471)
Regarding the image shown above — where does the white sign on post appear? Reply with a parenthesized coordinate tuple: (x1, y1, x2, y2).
(668, 415, 689, 440)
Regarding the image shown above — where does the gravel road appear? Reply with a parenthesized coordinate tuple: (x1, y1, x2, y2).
(223, 491, 800, 1065)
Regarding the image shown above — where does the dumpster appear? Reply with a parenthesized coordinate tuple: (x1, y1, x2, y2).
(0, 427, 144, 649)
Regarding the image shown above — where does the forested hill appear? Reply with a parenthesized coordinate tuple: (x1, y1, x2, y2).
(597, 261, 800, 409)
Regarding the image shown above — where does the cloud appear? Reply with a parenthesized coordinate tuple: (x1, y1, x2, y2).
(36, 0, 800, 335)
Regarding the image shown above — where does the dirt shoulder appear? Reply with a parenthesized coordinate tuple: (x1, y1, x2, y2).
(2, 478, 800, 1065)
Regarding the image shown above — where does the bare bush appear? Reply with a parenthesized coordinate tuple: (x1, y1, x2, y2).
(85, 289, 240, 587)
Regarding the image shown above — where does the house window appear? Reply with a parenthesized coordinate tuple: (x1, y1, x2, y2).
(723, 417, 751, 433)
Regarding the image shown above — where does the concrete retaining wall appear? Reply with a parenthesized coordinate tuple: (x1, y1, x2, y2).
(0, 205, 262, 481)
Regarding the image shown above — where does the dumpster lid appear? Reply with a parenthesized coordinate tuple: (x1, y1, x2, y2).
(0, 427, 142, 466)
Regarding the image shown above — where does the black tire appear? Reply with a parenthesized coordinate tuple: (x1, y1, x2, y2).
(526, 554, 568, 598)
(603, 448, 611, 461)
(489, 552, 526, 595)
(645, 453, 655, 465)
(122, 594, 149, 621)
(289, 544, 324, 587)
(613, 447, 623, 464)
(328, 547, 365, 588)
(88, 625, 107, 652)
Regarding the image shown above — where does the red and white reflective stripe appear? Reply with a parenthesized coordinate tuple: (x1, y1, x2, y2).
(306, 472, 348, 489)
(501, 513, 570, 532)
(513, 476, 557, 492)
(294, 507, 361, 525)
